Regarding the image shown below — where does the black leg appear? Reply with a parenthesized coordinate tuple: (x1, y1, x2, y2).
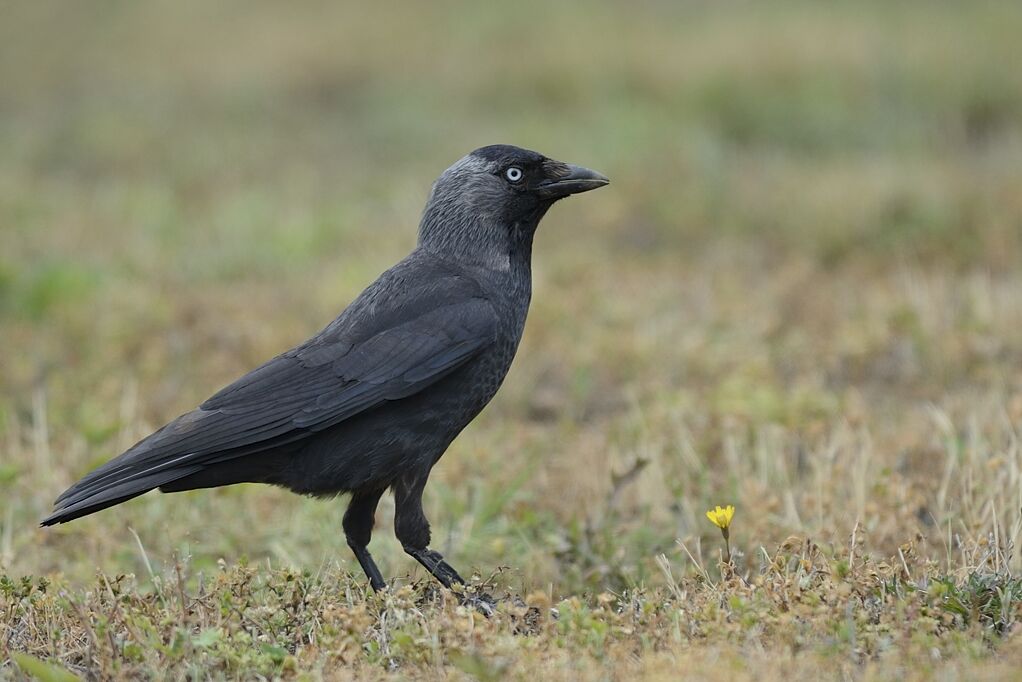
(392, 471, 496, 616)
(343, 487, 387, 591)
(404, 546, 466, 588)
(392, 472, 466, 588)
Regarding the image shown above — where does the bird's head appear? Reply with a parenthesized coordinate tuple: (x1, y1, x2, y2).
(418, 145, 608, 266)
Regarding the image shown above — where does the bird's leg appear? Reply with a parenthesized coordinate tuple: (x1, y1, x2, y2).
(392, 473, 465, 587)
(393, 472, 494, 615)
(343, 487, 387, 591)
(404, 546, 466, 588)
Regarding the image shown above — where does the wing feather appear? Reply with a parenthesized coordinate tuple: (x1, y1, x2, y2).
(43, 261, 498, 523)
(46, 284, 497, 522)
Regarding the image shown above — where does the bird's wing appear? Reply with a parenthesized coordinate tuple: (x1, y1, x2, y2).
(204, 294, 497, 430)
(50, 282, 497, 515)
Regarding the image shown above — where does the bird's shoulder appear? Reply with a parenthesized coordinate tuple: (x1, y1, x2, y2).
(317, 250, 493, 346)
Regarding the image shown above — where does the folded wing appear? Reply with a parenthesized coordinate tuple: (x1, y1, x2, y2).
(43, 286, 497, 525)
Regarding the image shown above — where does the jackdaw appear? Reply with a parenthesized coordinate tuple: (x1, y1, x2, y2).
(42, 144, 608, 595)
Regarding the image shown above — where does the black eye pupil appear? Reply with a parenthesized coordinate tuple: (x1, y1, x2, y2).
(506, 168, 522, 181)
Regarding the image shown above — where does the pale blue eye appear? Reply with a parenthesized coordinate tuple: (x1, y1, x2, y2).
(505, 167, 523, 182)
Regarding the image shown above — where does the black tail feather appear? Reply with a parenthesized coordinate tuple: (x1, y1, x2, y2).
(41, 466, 203, 526)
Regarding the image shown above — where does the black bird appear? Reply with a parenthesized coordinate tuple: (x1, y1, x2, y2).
(43, 145, 608, 593)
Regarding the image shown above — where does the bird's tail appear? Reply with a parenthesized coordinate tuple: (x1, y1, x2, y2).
(41, 405, 307, 526)
(41, 458, 204, 526)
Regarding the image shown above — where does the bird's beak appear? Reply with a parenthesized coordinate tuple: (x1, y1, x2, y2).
(536, 163, 610, 199)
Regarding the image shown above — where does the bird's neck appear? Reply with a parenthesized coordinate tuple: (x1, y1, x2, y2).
(417, 207, 543, 273)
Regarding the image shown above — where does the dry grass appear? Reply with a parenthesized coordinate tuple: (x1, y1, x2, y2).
(3, 1, 1022, 679)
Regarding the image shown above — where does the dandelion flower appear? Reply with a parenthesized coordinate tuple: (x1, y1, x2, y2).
(705, 505, 735, 530)
(706, 504, 735, 566)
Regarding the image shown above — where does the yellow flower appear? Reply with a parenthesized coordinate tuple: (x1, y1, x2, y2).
(705, 505, 735, 530)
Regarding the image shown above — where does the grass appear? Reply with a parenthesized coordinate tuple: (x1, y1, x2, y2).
(3, 0, 1022, 678)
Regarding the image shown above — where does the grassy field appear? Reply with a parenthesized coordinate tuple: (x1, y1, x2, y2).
(3, 1, 1022, 679)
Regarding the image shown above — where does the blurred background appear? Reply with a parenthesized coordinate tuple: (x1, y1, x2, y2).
(2, 1, 1021, 593)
